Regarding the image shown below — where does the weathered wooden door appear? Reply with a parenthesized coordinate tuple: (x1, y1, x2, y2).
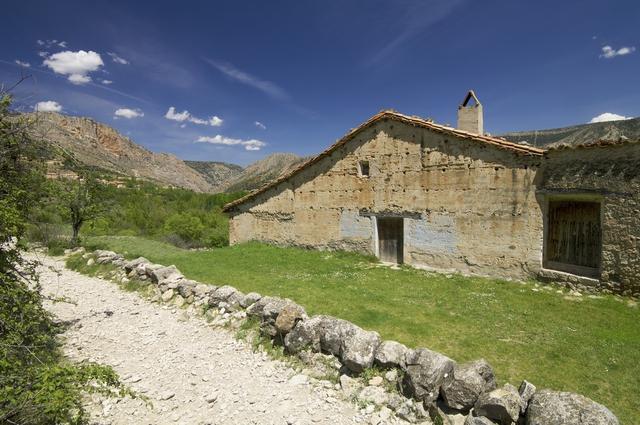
(377, 217, 404, 264)
(546, 201, 601, 275)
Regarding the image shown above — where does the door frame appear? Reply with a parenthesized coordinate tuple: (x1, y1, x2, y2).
(375, 216, 405, 264)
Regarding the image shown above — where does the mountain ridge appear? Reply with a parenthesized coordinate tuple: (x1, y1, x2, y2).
(500, 116, 640, 147)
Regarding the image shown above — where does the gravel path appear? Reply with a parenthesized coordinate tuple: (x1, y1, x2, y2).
(36, 254, 366, 425)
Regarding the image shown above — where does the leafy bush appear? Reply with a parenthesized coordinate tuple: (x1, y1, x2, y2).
(0, 88, 131, 424)
(164, 212, 205, 243)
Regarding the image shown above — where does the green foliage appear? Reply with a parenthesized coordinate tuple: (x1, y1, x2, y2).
(0, 88, 131, 424)
(30, 177, 244, 249)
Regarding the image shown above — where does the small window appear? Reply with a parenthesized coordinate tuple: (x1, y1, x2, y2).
(359, 161, 370, 177)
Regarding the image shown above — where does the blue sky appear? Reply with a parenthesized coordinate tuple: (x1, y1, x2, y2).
(2, 0, 639, 166)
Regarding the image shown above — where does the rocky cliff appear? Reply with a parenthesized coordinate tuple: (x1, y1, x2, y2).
(26, 112, 215, 192)
(220, 153, 308, 193)
(184, 160, 243, 192)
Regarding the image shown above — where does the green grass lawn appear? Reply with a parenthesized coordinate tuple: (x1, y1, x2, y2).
(83, 235, 639, 423)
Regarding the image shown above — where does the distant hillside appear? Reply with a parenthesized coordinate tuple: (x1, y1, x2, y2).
(25, 112, 215, 192)
(501, 117, 640, 147)
(221, 153, 307, 193)
(185, 160, 243, 191)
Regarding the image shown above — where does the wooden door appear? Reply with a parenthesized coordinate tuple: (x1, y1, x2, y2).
(546, 201, 601, 275)
(377, 217, 404, 264)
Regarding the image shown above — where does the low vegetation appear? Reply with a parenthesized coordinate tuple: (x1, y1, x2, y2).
(0, 90, 132, 424)
(28, 178, 245, 254)
(82, 235, 639, 423)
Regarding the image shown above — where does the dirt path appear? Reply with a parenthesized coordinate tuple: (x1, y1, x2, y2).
(36, 254, 368, 425)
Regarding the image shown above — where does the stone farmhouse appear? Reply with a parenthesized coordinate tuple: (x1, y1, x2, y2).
(224, 92, 639, 296)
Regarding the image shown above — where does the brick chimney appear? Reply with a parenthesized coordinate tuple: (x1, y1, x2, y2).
(457, 90, 483, 135)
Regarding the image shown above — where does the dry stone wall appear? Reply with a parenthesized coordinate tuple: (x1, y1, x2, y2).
(87, 249, 620, 425)
(230, 119, 544, 280)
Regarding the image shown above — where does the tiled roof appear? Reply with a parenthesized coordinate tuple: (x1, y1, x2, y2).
(223, 110, 544, 211)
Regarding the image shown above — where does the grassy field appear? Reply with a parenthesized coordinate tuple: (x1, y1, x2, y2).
(81, 235, 639, 423)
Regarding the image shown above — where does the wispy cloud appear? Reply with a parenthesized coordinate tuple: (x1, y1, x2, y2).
(101, 79, 113, 85)
(107, 52, 129, 65)
(589, 112, 633, 123)
(254, 121, 267, 130)
(205, 59, 289, 101)
(15, 60, 30, 67)
(0, 58, 150, 104)
(600, 45, 636, 59)
(196, 135, 266, 151)
(366, 0, 465, 66)
(114, 108, 144, 119)
(165, 106, 223, 127)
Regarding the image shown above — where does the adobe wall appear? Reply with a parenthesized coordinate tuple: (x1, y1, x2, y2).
(229, 119, 544, 280)
(540, 143, 640, 296)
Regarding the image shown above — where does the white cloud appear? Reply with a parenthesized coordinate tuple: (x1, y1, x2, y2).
(37, 51, 49, 58)
(37, 39, 45, 46)
(165, 106, 191, 122)
(164, 106, 223, 127)
(101, 79, 113, 85)
(58, 41, 67, 48)
(34, 100, 62, 112)
(15, 60, 30, 67)
(196, 135, 266, 151)
(600, 45, 636, 59)
(43, 50, 104, 84)
(589, 112, 633, 123)
(254, 121, 266, 130)
(206, 60, 289, 101)
(107, 52, 129, 65)
(114, 108, 144, 119)
(68, 74, 91, 84)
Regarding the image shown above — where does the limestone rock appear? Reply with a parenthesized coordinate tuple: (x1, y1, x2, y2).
(239, 292, 262, 308)
(193, 284, 213, 299)
(526, 390, 619, 425)
(368, 376, 383, 387)
(441, 359, 497, 411)
(473, 384, 521, 425)
(259, 298, 304, 337)
(284, 314, 379, 373)
(463, 413, 494, 425)
(161, 289, 175, 302)
(275, 303, 307, 335)
(209, 285, 243, 309)
(86, 258, 95, 266)
(374, 340, 408, 369)
(123, 257, 149, 273)
(359, 386, 388, 405)
(149, 265, 183, 285)
(403, 348, 455, 404)
(518, 380, 536, 414)
(298, 351, 341, 380)
(176, 279, 197, 298)
(246, 296, 281, 317)
(174, 295, 185, 307)
(340, 325, 380, 373)
(284, 316, 324, 353)
(339, 374, 363, 399)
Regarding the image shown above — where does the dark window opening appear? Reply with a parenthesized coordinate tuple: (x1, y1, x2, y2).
(545, 200, 602, 277)
(359, 161, 370, 177)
